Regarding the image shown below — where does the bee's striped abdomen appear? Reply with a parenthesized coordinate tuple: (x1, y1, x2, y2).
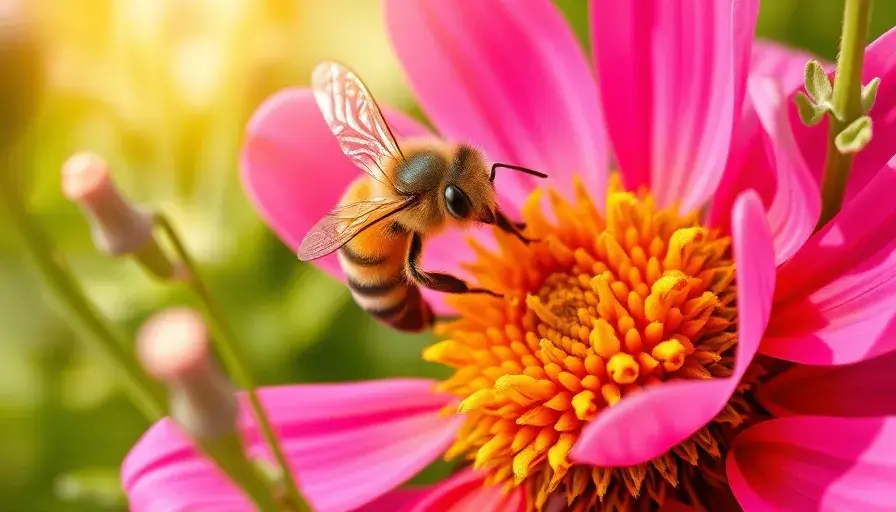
(365, 283, 432, 332)
(339, 238, 433, 332)
(336, 178, 433, 332)
(339, 243, 388, 267)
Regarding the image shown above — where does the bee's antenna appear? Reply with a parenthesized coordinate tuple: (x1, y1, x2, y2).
(490, 163, 549, 182)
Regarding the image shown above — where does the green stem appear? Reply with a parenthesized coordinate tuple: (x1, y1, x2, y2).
(155, 214, 310, 512)
(197, 433, 283, 512)
(817, 0, 873, 229)
(0, 177, 165, 421)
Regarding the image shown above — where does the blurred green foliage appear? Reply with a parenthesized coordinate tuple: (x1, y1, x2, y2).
(1, 1, 894, 510)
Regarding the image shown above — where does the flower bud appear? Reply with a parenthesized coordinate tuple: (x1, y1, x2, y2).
(136, 309, 286, 509)
(62, 153, 154, 256)
(137, 308, 237, 440)
(62, 152, 182, 279)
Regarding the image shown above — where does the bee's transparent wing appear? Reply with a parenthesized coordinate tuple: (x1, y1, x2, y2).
(297, 196, 417, 261)
(312, 61, 404, 189)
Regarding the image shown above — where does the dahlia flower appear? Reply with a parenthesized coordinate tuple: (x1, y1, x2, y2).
(123, 1, 896, 510)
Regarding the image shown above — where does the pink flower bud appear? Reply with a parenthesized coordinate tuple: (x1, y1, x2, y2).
(62, 152, 154, 257)
(137, 308, 237, 440)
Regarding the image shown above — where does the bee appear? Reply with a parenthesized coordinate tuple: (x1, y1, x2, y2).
(298, 61, 546, 332)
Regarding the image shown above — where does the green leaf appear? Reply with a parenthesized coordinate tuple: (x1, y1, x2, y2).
(794, 92, 826, 126)
(804, 60, 833, 103)
(835, 115, 873, 154)
(862, 77, 881, 112)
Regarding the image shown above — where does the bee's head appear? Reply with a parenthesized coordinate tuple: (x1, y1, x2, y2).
(442, 145, 548, 226)
(443, 145, 497, 225)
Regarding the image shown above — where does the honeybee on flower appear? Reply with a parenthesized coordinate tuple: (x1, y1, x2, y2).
(298, 61, 546, 332)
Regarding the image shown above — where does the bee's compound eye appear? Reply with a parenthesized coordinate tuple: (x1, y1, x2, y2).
(444, 185, 472, 220)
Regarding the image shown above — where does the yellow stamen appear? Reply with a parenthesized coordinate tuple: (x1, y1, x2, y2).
(606, 352, 639, 384)
(589, 318, 620, 358)
(474, 432, 511, 469)
(429, 175, 748, 511)
(517, 406, 559, 427)
(511, 426, 539, 452)
(457, 388, 495, 413)
(601, 382, 621, 406)
(547, 433, 575, 474)
(513, 447, 542, 483)
(570, 390, 597, 421)
(652, 339, 687, 372)
(496, 374, 557, 401)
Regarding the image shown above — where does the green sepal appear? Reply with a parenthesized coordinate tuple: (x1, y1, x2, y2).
(835, 115, 873, 154)
(794, 91, 827, 126)
(862, 77, 881, 112)
(804, 60, 833, 103)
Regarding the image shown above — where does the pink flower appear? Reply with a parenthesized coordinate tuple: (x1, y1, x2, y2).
(123, 1, 896, 511)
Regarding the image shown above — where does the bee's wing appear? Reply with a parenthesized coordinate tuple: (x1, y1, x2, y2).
(312, 61, 404, 190)
(297, 196, 418, 261)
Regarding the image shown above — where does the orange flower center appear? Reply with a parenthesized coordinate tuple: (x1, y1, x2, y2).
(426, 177, 757, 511)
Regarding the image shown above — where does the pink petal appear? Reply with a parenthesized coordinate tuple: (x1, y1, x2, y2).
(759, 350, 896, 419)
(709, 46, 828, 235)
(122, 379, 463, 512)
(406, 470, 526, 512)
(764, 156, 896, 364)
(240, 88, 431, 277)
(727, 416, 896, 512)
(792, 27, 896, 199)
(745, 40, 830, 198)
(750, 40, 821, 93)
(749, 77, 820, 264)
(707, 86, 774, 233)
(571, 191, 775, 466)
(356, 487, 431, 512)
(385, 0, 608, 205)
(590, 0, 758, 211)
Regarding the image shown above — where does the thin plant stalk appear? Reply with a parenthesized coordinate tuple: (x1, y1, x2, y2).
(154, 213, 310, 512)
(0, 168, 166, 421)
(817, 0, 873, 228)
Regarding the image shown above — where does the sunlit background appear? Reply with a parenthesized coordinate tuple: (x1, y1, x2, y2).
(1, 1, 894, 510)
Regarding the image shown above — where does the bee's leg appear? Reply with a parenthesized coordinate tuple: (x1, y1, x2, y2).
(495, 210, 536, 244)
(407, 233, 501, 297)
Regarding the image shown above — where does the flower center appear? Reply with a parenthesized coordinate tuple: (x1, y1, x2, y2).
(426, 177, 754, 511)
